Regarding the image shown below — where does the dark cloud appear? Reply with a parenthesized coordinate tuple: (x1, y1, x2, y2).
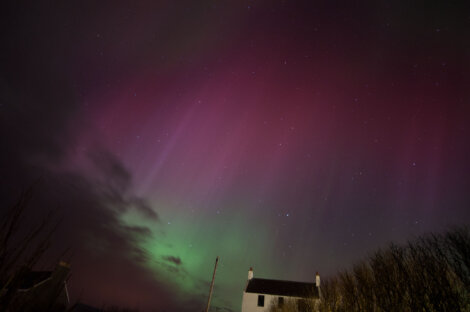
(0, 144, 186, 310)
(0, 155, 179, 310)
(0, 4, 191, 311)
(162, 255, 182, 266)
(88, 149, 133, 194)
(122, 225, 153, 237)
(87, 148, 159, 222)
(129, 197, 159, 222)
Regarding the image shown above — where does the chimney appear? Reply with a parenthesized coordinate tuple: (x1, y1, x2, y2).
(248, 267, 254, 280)
(316, 272, 320, 287)
(59, 261, 71, 268)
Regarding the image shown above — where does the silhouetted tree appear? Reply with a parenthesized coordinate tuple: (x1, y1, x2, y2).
(317, 227, 470, 312)
(0, 188, 61, 311)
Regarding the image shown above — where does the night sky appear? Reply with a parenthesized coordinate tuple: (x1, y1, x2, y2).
(1, 1, 469, 311)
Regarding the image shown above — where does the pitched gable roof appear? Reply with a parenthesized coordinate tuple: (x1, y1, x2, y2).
(19, 271, 53, 289)
(245, 278, 319, 298)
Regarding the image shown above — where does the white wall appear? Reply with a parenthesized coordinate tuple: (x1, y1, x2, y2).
(241, 292, 277, 312)
(241, 293, 310, 312)
(241, 292, 320, 312)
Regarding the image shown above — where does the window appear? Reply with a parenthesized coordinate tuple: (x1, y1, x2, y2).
(278, 297, 284, 306)
(257, 295, 265, 307)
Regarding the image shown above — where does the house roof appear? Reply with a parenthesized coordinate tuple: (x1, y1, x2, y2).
(19, 271, 52, 289)
(245, 278, 319, 298)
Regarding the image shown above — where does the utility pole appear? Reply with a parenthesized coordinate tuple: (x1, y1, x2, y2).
(205, 256, 219, 312)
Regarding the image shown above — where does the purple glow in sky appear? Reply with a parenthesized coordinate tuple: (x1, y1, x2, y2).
(1, 1, 469, 311)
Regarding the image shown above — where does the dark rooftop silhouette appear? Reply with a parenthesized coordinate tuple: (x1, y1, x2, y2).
(245, 278, 319, 298)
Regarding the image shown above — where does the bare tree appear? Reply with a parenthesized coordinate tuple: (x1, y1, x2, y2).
(0, 188, 61, 311)
(317, 276, 342, 312)
(317, 227, 470, 312)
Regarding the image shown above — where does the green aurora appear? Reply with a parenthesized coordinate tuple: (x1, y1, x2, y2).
(119, 200, 272, 310)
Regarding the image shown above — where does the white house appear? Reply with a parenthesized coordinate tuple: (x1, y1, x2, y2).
(241, 267, 320, 312)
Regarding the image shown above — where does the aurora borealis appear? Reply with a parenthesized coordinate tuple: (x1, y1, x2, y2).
(1, 1, 469, 311)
